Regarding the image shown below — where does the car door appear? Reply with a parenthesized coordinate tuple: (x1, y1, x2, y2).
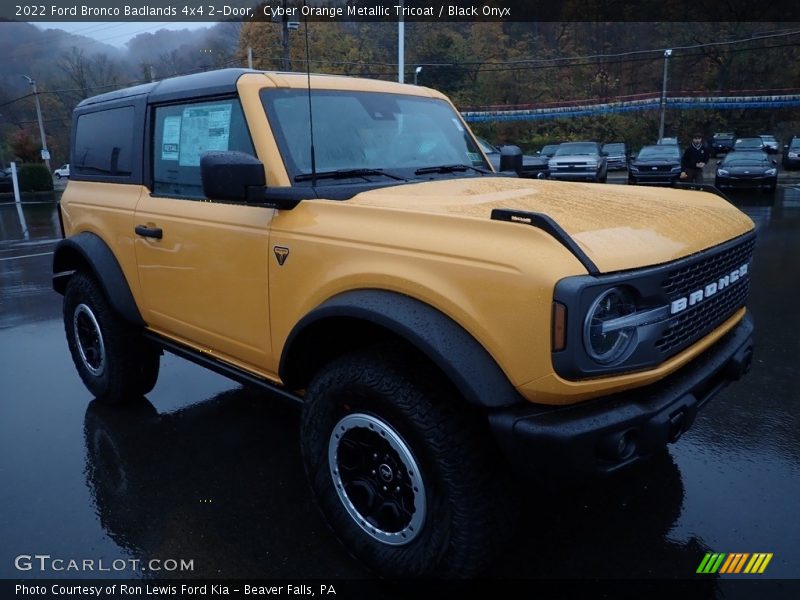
(134, 96, 275, 374)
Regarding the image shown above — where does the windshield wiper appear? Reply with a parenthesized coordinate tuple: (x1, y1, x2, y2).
(414, 164, 493, 176)
(294, 168, 407, 183)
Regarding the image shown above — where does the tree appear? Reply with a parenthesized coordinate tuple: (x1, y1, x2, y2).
(9, 129, 40, 163)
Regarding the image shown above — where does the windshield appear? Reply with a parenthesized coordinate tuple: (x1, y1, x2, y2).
(554, 143, 598, 156)
(637, 146, 679, 160)
(736, 138, 763, 148)
(261, 89, 487, 181)
(602, 143, 624, 153)
(540, 145, 559, 155)
(722, 152, 769, 166)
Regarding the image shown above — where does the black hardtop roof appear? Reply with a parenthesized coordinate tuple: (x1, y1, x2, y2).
(77, 68, 259, 107)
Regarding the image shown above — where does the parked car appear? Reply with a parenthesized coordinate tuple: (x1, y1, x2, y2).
(759, 135, 779, 154)
(627, 144, 682, 185)
(537, 143, 561, 161)
(601, 142, 628, 171)
(657, 137, 679, 146)
(710, 133, 736, 156)
(476, 137, 549, 179)
(0, 167, 13, 193)
(547, 141, 608, 183)
(715, 151, 777, 193)
(733, 137, 765, 152)
(783, 136, 800, 170)
(54, 164, 70, 179)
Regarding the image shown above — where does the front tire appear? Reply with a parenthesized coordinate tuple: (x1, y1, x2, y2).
(64, 272, 160, 403)
(300, 348, 517, 578)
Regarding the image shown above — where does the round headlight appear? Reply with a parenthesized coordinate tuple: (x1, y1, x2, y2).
(584, 287, 637, 364)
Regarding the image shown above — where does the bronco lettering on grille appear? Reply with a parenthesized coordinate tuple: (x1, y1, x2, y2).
(669, 264, 749, 315)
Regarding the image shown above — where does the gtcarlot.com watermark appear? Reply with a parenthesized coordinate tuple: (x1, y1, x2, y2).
(14, 554, 194, 573)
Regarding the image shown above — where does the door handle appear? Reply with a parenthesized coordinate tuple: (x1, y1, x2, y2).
(135, 225, 163, 239)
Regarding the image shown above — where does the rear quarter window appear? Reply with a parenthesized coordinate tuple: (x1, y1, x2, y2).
(73, 107, 135, 177)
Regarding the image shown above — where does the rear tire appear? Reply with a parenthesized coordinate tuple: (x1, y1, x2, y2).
(300, 347, 518, 578)
(64, 272, 160, 403)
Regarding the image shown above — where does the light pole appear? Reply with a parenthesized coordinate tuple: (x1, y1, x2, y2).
(414, 66, 423, 86)
(398, 1, 405, 83)
(22, 75, 50, 172)
(658, 49, 672, 144)
(0, 112, 6, 168)
(281, 0, 290, 71)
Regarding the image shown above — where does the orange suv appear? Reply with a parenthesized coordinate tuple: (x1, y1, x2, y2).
(54, 69, 755, 578)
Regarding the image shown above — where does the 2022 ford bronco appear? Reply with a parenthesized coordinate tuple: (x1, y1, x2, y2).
(54, 69, 755, 578)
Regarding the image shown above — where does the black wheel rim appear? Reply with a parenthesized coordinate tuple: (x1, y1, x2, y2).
(73, 303, 106, 377)
(329, 413, 425, 545)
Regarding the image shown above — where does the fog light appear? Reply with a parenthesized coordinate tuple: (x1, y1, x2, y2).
(599, 429, 637, 461)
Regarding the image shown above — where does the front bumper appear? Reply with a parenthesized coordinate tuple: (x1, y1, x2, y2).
(716, 176, 776, 189)
(628, 172, 680, 184)
(489, 313, 754, 482)
(550, 170, 602, 181)
(783, 157, 800, 170)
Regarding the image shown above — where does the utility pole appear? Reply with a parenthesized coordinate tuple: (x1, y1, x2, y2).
(22, 75, 50, 172)
(398, 1, 405, 83)
(0, 113, 6, 168)
(281, 0, 290, 71)
(658, 49, 672, 144)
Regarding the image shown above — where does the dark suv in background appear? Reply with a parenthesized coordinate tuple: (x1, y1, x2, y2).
(601, 142, 628, 171)
(710, 133, 736, 157)
(784, 136, 800, 170)
(628, 144, 682, 185)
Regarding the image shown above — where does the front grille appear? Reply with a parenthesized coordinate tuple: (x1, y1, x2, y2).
(656, 279, 750, 353)
(656, 236, 755, 354)
(661, 237, 755, 298)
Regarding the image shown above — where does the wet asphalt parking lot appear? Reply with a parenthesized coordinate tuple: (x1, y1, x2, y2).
(1, 178, 799, 595)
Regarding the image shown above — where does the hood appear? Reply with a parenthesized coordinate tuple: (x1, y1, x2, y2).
(346, 177, 754, 273)
(633, 158, 679, 166)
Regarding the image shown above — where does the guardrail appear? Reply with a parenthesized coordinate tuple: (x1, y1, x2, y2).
(462, 94, 800, 122)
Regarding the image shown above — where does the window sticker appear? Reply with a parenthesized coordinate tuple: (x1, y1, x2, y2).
(161, 116, 181, 160)
(178, 103, 232, 167)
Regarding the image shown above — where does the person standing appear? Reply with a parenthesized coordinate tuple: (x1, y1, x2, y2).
(680, 133, 710, 183)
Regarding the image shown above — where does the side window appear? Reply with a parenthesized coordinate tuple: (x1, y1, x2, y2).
(152, 98, 255, 199)
(74, 107, 135, 177)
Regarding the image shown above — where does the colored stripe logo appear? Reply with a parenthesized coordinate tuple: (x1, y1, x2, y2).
(697, 552, 773, 574)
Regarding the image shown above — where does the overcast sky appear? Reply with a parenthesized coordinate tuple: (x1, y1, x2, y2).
(35, 22, 213, 48)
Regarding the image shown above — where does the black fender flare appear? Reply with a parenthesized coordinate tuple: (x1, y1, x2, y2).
(52, 232, 145, 327)
(280, 290, 524, 408)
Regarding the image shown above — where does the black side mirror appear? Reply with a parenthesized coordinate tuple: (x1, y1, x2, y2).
(201, 151, 266, 203)
(499, 145, 523, 175)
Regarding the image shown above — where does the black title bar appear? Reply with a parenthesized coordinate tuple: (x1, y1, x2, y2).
(4, 0, 800, 22)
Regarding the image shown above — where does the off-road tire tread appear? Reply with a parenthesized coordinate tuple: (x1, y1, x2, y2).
(63, 272, 159, 402)
(300, 345, 519, 578)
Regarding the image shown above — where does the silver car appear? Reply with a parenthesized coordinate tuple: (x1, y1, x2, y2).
(548, 142, 608, 183)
